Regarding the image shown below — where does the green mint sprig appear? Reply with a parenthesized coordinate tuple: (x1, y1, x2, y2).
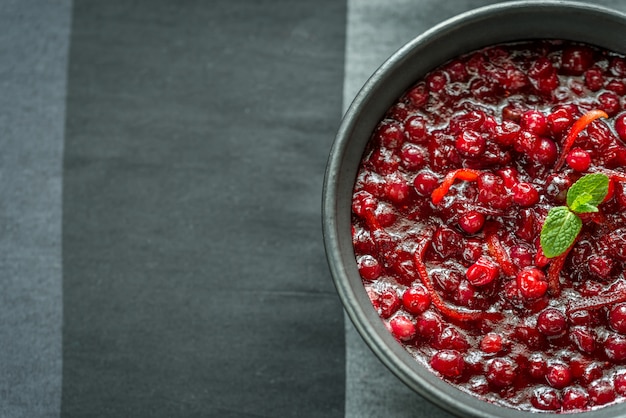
(540, 173, 609, 258)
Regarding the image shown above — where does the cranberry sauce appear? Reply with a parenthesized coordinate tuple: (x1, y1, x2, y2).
(351, 41, 626, 413)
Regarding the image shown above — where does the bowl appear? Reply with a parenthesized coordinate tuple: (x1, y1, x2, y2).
(322, 1, 626, 417)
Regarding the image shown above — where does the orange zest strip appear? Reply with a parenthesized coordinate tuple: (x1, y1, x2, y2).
(554, 109, 608, 172)
(431, 168, 482, 204)
(413, 235, 502, 322)
(546, 250, 569, 297)
(485, 224, 518, 277)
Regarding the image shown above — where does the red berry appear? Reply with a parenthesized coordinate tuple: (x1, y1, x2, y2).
(416, 311, 443, 340)
(407, 82, 429, 108)
(404, 115, 428, 143)
(480, 333, 503, 354)
(389, 315, 416, 341)
(376, 120, 405, 148)
(458, 211, 485, 234)
(520, 110, 549, 136)
(436, 327, 469, 351)
(588, 378, 616, 406)
(357, 255, 382, 281)
(383, 174, 410, 203)
(531, 387, 561, 411)
(456, 130, 486, 157)
(512, 182, 539, 206)
(562, 387, 590, 411)
(413, 171, 439, 196)
(466, 256, 499, 286)
(400, 143, 426, 170)
(486, 358, 517, 387)
(378, 289, 400, 318)
(548, 106, 575, 135)
(516, 267, 548, 299)
(615, 372, 626, 395)
(402, 285, 431, 314)
(561, 46, 595, 75)
(537, 308, 567, 336)
(609, 303, 626, 334)
(566, 148, 591, 171)
(584, 67, 605, 91)
(604, 334, 626, 361)
(430, 349, 465, 378)
(546, 362, 572, 389)
(570, 327, 596, 354)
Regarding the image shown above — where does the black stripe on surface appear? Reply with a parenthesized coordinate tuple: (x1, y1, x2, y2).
(62, 1, 346, 416)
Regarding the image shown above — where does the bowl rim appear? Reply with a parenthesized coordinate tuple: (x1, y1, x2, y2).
(323, 1, 626, 417)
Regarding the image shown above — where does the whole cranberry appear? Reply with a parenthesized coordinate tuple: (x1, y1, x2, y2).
(404, 115, 428, 143)
(400, 143, 426, 170)
(588, 378, 616, 406)
(493, 120, 521, 146)
(584, 67, 605, 91)
(402, 284, 431, 315)
(407, 82, 429, 108)
(436, 327, 469, 351)
(545, 362, 572, 389)
(416, 310, 443, 340)
(357, 255, 382, 281)
(604, 334, 626, 361)
(548, 107, 574, 136)
(375, 120, 405, 148)
(528, 353, 547, 379)
(562, 387, 590, 411)
(383, 174, 410, 203)
(413, 171, 439, 196)
(486, 357, 517, 388)
(609, 303, 626, 334)
(520, 110, 549, 136)
(569, 327, 596, 354)
(509, 245, 533, 268)
(566, 148, 591, 171)
(516, 267, 548, 299)
(532, 137, 558, 165)
(389, 315, 416, 341)
(432, 226, 464, 258)
(598, 91, 621, 116)
(537, 308, 567, 336)
(480, 333, 504, 354)
(512, 182, 539, 206)
(531, 386, 561, 410)
(615, 372, 626, 395)
(456, 130, 486, 157)
(458, 211, 485, 234)
(378, 289, 400, 318)
(561, 46, 595, 75)
(430, 349, 465, 378)
(466, 256, 499, 286)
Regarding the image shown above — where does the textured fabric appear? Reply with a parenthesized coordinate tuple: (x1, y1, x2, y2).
(0, 1, 70, 417)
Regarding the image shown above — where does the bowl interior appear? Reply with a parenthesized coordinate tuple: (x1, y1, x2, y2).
(323, 1, 626, 417)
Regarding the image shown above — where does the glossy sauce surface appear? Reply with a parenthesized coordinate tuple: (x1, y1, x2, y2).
(351, 41, 626, 412)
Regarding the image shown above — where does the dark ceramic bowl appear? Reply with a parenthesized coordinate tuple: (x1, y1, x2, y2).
(323, 1, 626, 417)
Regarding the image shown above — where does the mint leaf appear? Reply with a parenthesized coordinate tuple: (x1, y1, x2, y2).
(569, 191, 599, 213)
(540, 206, 582, 258)
(567, 173, 609, 213)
